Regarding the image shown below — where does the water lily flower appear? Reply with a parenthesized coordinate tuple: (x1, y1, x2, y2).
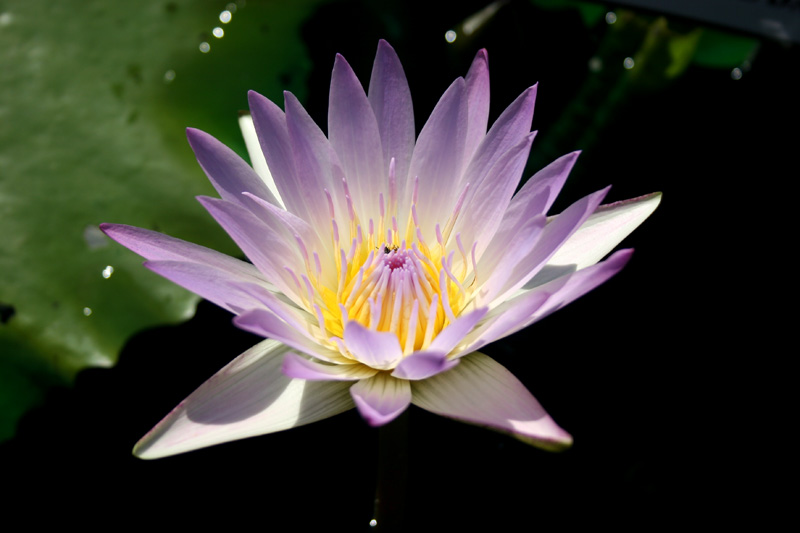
(102, 41, 660, 459)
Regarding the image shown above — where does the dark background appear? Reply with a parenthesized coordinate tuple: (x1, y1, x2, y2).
(2, 0, 791, 529)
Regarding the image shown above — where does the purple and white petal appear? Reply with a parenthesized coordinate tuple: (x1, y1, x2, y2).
(144, 260, 268, 315)
(238, 112, 284, 207)
(133, 339, 354, 459)
(235, 308, 349, 364)
(329, 54, 385, 225)
(350, 373, 411, 426)
(391, 351, 458, 380)
(282, 352, 378, 381)
(411, 352, 572, 451)
(463, 48, 490, 166)
(529, 192, 662, 287)
(99, 223, 270, 287)
(464, 249, 633, 353)
(248, 90, 314, 220)
(284, 91, 348, 244)
(457, 132, 536, 259)
(427, 307, 488, 354)
(368, 39, 415, 191)
(406, 77, 468, 236)
(186, 128, 280, 209)
(343, 321, 404, 370)
(197, 196, 305, 304)
(472, 213, 547, 307)
(506, 151, 580, 220)
(457, 84, 537, 206)
(485, 186, 611, 304)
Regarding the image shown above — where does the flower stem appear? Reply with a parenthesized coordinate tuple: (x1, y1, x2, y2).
(371, 410, 409, 532)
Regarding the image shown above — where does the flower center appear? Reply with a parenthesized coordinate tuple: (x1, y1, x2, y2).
(291, 160, 478, 359)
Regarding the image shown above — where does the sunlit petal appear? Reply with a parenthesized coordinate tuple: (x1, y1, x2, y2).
(134, 340, 354, 459)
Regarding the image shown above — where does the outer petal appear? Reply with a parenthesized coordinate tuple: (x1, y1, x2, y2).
(368, 39, 415, 190)
(350, 373, 411, 426)
(506, 151, 580, 220)
(406, 77, 468, 236)
(144, 260, 267, 315)
(284, 91, 347, 246)
(456, 84, 537, 207)
(411, 352, 572, 451)
(462, 249, 633, 354)
(485, 186, 610, 304)
(186, 128, 280, 208)
(238, 113, 284, 208)
(463, 48, 490, 165)
(456, 132, 536, 261)
(472, 212, 547, 307)
(235, 308, 349, 364)
(133, 339, 354, 459)
(528, 192, 662, 287)
(197, 196, 304, 304)
(329, 54, 385, 225)
(99, 223, 269, 287)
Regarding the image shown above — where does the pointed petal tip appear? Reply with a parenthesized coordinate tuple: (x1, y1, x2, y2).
(185, 126, 204, 142)
(350, 374, 411, 426)
(351, 392, 408, 427)
(283, 90, 299, 105)
(247, 89, 268, 107)
(512, 428, 573, 452)
(391, 352, 459, 380)
(609, 247, 635, 267)
(132, 439, 155, 460)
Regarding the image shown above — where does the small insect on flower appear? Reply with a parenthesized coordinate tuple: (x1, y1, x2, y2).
(102, 40, 660, 459)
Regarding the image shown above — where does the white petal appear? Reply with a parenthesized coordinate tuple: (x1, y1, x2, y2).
(134, 340, 354, 459)
(529, 192, 661, 287)
(411, 352, 572, 451)
(350, 373, 411, 426)
(238, 113, 284, 208)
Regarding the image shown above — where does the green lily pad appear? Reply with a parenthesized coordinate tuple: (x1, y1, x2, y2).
(0, 0, 323, 441)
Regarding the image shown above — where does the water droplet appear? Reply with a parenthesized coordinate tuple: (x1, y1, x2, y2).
(605, 11, 617, 24)
(731, 67, 743, 80)
(213, 27, 224, 38)
(445, 30, 457, 43)
(83, 307, 92, 316)
(226, 3, 238, 13)
(0, 12, 12, 26)
(588, 56, 602, 72)
(102, 265, 114, 279)
(623, 57, 635, 69)
(219, 10, 232, 23)
(199, 42, 210, 53)
(369, 519, 377, 527)
(164, 69, 176, 83)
